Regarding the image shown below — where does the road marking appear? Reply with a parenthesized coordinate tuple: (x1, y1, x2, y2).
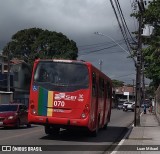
(110, 112, 143, 154)
(110, 124, 133, 154)
(0, 128, 43, 141)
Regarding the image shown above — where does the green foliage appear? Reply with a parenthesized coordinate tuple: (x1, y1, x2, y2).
(131, 0, 160, 89)
(143, 0, 160, 24)
(112, 79, 124, 88)
(141, 0, 160, 88)
(3, 28, 78, 65)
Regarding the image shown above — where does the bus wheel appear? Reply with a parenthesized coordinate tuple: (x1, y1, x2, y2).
(27, 123, 31, 128)
(103, 122, 108, 130)
(103, 113, 110, 130)
(44, 125, 60, 135)
(45, 125, 52, 135)
(91, 118, 99, 137)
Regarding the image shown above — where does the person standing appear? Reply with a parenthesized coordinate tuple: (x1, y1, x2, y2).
(149, 104, 153, 114)
(144, 104, 147, 114)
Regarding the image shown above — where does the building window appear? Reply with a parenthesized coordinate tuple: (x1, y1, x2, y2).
(4, 65, 8, 72)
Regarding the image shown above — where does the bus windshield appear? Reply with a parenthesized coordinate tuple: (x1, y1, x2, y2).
(33, 61, 89, 91)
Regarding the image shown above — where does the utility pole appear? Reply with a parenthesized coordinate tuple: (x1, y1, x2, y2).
(142, 57, 145, 103)
(134, 0, 144, 127)
(133, 79, 135, 99)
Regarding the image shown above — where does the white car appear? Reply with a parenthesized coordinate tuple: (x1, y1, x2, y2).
(123, 102, 135, 112)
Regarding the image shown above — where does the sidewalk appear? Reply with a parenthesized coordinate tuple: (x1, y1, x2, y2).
(112, 111, 160, 154)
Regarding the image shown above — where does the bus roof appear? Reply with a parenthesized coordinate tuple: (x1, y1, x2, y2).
(34, 59, 91, 65)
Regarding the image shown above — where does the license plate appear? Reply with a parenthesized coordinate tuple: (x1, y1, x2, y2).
(0, 121, 3, 125)
(53, 109, 64, 113)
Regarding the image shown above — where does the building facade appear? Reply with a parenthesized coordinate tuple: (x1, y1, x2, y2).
(0, 54, 31, 106)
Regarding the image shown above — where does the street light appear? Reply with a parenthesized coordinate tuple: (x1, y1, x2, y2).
(94, 32, 130, 55)
(99, 60, 103, 71)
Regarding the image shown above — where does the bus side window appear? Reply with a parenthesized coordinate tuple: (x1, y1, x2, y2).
(92, 73, 96, 96)
(99, 77, 104, 98)
(102, 79, 104, 98)
(107, 82, 110, 99)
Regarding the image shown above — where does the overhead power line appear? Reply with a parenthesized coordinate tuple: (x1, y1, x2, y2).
(109, 0, 137, 64)
(116, 0, 137, 44)
(114, 73, 136, 78)
(78, 41, 128, 56)
(109, 0, 131, 52)
(78, 39, 124, 48)
(78, 39, 126, 52)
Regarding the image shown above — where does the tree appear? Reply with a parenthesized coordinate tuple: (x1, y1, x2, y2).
(112, 79, 124, 88)
(142, 0, 160, 89)
(3, 28, 78, 65)
(131, 0, 160, 89)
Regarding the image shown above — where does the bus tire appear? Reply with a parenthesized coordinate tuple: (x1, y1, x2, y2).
(91, 116, 100, 137)
(103, 110, 111, 130)
(45, 125, 52, 135)
(27, 124, 31, 128)
(103, 122, 108, 130)
(44, 125, 60, 135)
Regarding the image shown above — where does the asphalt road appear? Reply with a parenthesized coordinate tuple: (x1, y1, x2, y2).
(0, 109, 134, 153)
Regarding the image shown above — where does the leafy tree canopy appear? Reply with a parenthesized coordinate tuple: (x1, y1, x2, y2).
(3, 28, 78, 65)
(142, 0, 160, 89)
(112, 79, 124, 88)
(131, 0, 160, 89)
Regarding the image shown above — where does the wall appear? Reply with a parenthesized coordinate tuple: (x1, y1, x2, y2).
(155, 86, 160, 122)
(0, 91, 13, 104)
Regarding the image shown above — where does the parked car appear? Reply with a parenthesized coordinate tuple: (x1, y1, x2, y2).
(117, 100, 127, 110)
(0, 103, 31, 128)
(117, 103, 124, 110)
(123, 102, 135, 112)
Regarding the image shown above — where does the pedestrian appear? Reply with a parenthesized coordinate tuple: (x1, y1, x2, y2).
(144, 104, 147, 114)
(149, 104, 153, 114)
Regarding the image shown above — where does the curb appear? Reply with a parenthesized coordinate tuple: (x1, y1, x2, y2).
(109, 112, 143, 154)
(109, 124, 134, 154)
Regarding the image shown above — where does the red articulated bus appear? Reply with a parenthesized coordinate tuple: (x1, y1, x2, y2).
(28, 59, 112, 136)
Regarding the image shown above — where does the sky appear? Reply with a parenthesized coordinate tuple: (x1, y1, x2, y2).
(0, 0, 141, 85)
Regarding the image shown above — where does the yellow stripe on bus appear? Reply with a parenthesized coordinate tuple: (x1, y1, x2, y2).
(47, 91, 54, 116)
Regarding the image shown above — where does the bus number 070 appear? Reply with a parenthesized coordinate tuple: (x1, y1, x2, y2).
(54, 101, 65, 107)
